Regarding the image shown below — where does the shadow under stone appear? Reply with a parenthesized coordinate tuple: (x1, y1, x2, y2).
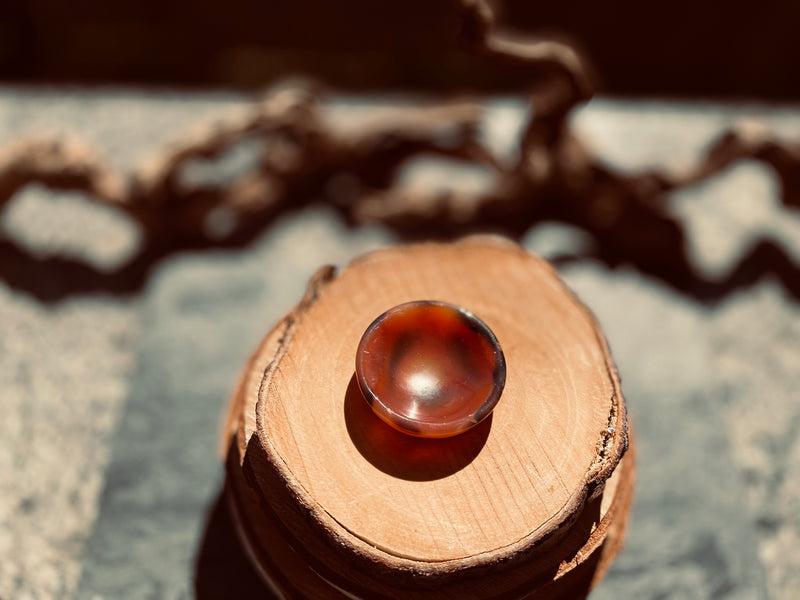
(344, 373, 491, 481)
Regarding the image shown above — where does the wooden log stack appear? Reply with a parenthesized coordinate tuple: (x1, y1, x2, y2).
(223, 237, 634, 599)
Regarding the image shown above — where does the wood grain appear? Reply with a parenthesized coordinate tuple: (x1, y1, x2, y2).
(224, 236, 631, 598)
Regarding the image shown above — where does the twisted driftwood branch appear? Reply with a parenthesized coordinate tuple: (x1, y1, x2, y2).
(0, 0, 798, 302)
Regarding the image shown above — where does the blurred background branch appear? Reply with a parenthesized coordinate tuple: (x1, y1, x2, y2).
(1, 0, 799, 303)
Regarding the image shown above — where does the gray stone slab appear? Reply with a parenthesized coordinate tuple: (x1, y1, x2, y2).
(1, 89, 799, 600)
(0, 287, 139, 600)
(563, 267, 768, 600)
(711, 285, 800, 599)
(0, 88, 249, 600)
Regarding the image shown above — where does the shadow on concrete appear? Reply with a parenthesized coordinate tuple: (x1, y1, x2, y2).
(194, 493, 276, 600)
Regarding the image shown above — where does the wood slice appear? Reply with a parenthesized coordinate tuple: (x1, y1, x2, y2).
(223, 236, 631, 599)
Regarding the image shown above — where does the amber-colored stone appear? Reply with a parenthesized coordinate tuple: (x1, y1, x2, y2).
(355, 301, 506, 438)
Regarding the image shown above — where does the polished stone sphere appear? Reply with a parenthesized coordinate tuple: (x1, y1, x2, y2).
(355, 301, 506, 438)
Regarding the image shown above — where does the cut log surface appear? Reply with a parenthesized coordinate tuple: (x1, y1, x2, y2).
(224, 236, 632, 599)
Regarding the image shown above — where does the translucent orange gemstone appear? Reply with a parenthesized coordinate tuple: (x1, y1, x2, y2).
(355, 301, 506, 438)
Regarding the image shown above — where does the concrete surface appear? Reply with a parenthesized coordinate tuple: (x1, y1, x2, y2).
(0, 89, 798, 600)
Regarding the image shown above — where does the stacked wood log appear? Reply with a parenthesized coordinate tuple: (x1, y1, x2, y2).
(223, 237, 634, 599)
